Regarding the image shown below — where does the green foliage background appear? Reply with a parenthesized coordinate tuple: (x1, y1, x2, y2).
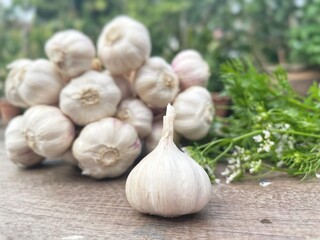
(1, 0, 319, 96)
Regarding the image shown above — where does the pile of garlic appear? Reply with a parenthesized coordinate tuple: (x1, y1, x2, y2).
(4, 15, 214, 181)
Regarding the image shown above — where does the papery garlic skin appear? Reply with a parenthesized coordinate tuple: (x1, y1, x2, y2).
(22, 105, 75, 159)
(5, 116, 44, 167)
(5, 59, 33, 107)
(126, 104, 211, 217)
(60, 71, 121, 126)
(45, 29, 95, 79)
(17, 59, 64, 106)
(171, 49, 210, 90)
(145, 119, 180, 153)
(97, 16, 151, 75)
(116, 99, 153, 138)
(73, 118, 142, 179)
(134, 57, 179, 108)
(173, 86, 214, 140)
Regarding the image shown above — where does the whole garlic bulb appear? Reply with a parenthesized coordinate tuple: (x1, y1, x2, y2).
(22, 105, 75, 159)
(60, 71, 121, 126)
(97, 16, 151, 75)
(5, 116, 44, 167)
(116, 98, 153, 138)
(126, 104, 211, 217)
(171, 49, 210, 90)
(45, 29, 95, 79)
(6, 59, 64, 106)
(134, 57, 179, 108)
(173, 86, 214, 140)
(5, 59, 32, 107)
(72, 118, 142, 179)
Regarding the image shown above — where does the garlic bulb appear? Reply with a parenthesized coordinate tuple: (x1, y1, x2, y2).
(126, 104, 211, 217)
(97, 15, 151, 75)
(60, 70, 121, 126)
(5, 116, 44, 167)
(112, 74, 133, 100)
(45, 29, 95, 79)
(8, 59, 64, 106)
(134, 57, 179, 108)
(173, 86, 214, 140)
(5, 59, 32, 107)
(145, 119, 180, 153)
(72, 118, 142, 179)
(171, 49, 210, 90)
(22, 105, 75, 159)
(116, 98, 153, 138)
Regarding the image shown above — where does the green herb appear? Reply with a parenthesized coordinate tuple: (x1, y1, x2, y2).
(188, 59, 320, 183)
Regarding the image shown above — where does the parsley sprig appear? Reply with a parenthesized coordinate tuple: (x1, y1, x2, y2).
(188, 59, 320, 183)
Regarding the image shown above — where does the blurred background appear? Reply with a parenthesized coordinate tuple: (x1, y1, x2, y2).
(1, 0, 320, 96)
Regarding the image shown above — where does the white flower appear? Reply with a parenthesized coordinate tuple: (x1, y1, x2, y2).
(284, 123, 290, 130)
(253, 135, 263, 143)
(226, 169, 241, 184)
(263, 130, 271, 139)
(221, 168, 231, 176)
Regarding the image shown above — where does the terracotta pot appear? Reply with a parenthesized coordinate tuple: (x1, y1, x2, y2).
(265, 64, 320, 96)
(211, 92, 230, 117)
(0, 100, 21, 124)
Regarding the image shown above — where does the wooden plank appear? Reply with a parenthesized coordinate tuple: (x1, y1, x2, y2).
(0, 137, 320, 240)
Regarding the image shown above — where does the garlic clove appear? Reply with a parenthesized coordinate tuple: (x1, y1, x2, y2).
(60, 70, 121, 126)
(22, 105, 75, 159)
(116, 98, 153, 138)
(134, 57, 179, 108)
(126, 104, 211, 217)
(171, 49, 210, 90)
(97, 15, 151, 75)
(173, 86, 214, 140)
(72, 117, 142, 179)
(5, 59, 33, 108)
(5, 116, 44, 167)
(17, 59, 65, 106)
(45, 29, 96, 79)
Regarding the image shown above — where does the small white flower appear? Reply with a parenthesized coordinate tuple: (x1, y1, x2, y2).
(316, 173, 320, 179)
(253, 135, 263, 143)
(215, 178, 221, 184)
(276, 160, 284, 167)
(263, 130, 271, 139)
(243, 155, 250, 161)
(221, 168, 231, 176)
(284, 123, 290, 130)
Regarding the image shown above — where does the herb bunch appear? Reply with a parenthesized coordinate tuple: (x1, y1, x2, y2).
(188, 59, 320, 183)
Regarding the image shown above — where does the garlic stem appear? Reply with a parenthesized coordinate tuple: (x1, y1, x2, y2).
(162, 104, 175, 140)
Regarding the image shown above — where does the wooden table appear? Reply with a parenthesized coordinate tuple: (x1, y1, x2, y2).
(0, 129, 320, 240)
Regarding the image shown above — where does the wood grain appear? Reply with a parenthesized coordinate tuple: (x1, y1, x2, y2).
(0, 132, 320, 239)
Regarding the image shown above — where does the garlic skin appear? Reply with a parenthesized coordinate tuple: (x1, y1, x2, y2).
(116, 98, 153, 138)
(126, 104, 211, 217)
(72, 118, 142, 179)
(97, 16, 151, 75)
(45, 29, 95, 79)
(22, 105, 75, 159)
(145, 119, 180, 153)
(60, 71, 121, 126)
(5, 116, 44, 167)
(134, 57, 179, 108)
(5, 59, 33, 107)
(173, 86, 214, 140)
(171, 49, 210, 90)
(15, 59, 64, 106)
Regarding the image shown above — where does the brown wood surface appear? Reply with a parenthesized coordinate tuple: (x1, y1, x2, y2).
(0, 128, 320, 240)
